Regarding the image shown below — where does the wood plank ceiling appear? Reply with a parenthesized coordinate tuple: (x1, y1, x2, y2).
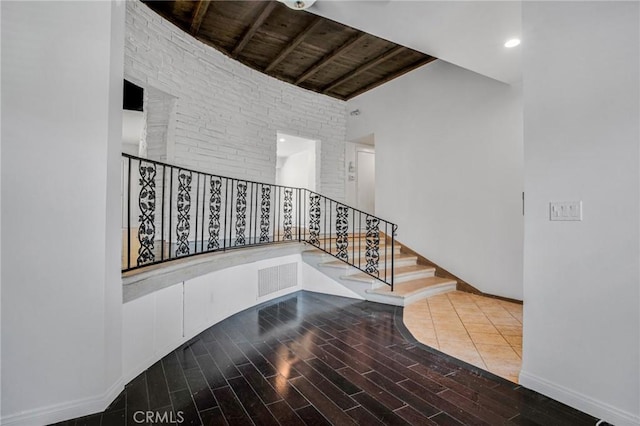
(142, 0, 437, 100)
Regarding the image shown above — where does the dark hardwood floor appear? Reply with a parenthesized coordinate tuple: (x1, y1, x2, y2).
(54, 291, 598, 425)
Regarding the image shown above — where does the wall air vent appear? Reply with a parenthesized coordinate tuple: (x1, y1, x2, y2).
(258, 262, 298, 298)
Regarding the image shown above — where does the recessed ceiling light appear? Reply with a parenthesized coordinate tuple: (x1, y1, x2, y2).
(279, 138, 285, 142)
(279, 0, 316, 10)
(504, 38, 521, 48)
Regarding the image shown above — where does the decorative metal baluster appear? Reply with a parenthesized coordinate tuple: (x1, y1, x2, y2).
(335, 204, 349, 261)
(308, 193, 321, 246)
(259, 186, 271, 242)
(121, 154, 398, 285)
(365, 215, 380, 276)
(235, 181, 247, 246)
(208, 177, 222, 250)
(176, 169, 192, 256)
(283, 188, 293, 240)
(137, 161, 157, 265)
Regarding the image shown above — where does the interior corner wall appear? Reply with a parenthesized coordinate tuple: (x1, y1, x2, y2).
(105, 0, 127, 411)
(125, 0, 347, 201)
(346, 61, 524, 300)
(145, 87, 174, 162)
(278, 150, 312, 189)
(1, 1, 125, 424)
(520, 2, 639, 425)
(0, 3, 3, 417)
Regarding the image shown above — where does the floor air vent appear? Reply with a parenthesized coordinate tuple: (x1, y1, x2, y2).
(258, 262, 298, 298)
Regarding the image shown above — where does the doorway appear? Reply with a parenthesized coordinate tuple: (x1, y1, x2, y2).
(345, 136, 375, 213)
(275, 133, 318, 191)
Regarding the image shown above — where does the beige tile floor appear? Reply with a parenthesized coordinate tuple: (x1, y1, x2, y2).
(403, 291, 523, 383)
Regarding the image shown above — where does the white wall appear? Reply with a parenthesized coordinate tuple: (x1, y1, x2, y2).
(344, 142, 375, 212)
(145, 87, 175, 162)
(520, 3, 639, 425)
(125, 1, 347, 200)
(300, 262, 363, 300)
(278, 150, 312, 189)
(276, 133, 318, 191)
(123, 255, 304, 384)
(122, 282, 186, 385)
(122, 110, 143, 155)
(1, 1, 125, 425)
(0, 3, 3, 416)
(347, 60, 524, 299)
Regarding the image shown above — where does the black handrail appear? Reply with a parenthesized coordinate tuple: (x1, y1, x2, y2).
(121, 153, 398, 289)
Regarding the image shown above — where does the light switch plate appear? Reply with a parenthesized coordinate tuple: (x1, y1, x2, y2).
(550, 201, 582, 221)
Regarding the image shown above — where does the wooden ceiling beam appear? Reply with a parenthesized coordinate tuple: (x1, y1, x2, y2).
(232, 1, 277, 58)
(322, 45, 405, 94)
(142, 2, 441, 101)
(190, 0, 211, 35)
(265, 17, 323, 73)
(343, 55, 438, 100)
(295, 33, 367, 85)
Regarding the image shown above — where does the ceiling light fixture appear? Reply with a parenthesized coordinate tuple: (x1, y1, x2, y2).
(279, 138, 286, 142)
(278, 0, 316, 10)
(504, 38, 521, 48)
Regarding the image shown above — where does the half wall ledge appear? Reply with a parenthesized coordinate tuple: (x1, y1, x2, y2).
(122, 242, 307, 302)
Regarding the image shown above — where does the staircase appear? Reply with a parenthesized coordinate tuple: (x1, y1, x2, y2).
(121, 153, 457, 307)
(302, 235, 456, 306)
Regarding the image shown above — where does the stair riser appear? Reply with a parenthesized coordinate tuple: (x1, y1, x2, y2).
(319, 256, 417, 270)
(323, 247, 401, 258)
(315, 232, 391, 239)
(386, 257, 417, 268)
(395, 270, 436, 283)
(343, 269, 435, 285)
(365, 283, 457, 307)
(318, 239, 398, 248)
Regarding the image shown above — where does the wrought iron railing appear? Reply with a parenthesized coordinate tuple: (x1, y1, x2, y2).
(122, 154, 398, 289)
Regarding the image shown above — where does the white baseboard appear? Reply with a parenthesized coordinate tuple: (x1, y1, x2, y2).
(1, 378, 124, 426)
(519, 370, 640, 426)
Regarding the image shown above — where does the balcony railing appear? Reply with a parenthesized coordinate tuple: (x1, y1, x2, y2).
(122, 154, 398, 289)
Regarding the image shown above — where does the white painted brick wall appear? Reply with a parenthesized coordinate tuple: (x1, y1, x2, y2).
(124, 0, 347, 200)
